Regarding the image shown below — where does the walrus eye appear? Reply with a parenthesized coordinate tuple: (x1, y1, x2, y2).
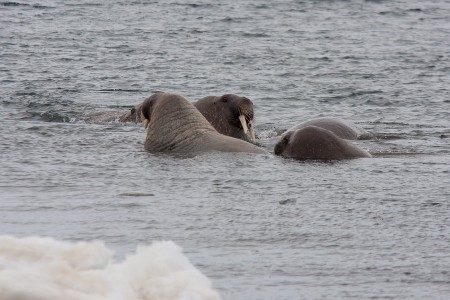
(130, 108, 136, 114)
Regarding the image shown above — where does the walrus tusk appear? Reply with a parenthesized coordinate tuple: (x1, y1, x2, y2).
(239, 115, 248, 134)
(143, 119, 149, 129)
(249, 120, 256, 142)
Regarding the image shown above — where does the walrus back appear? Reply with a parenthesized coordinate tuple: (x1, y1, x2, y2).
(287, 118, 370, 140)
(145, 97, 215, 152)
(285, 126, 371, 160)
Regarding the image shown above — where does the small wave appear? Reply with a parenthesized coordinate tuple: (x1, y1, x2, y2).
(364, 99, 393, 107)
(279, 198, 297, 205)
(0, 1, 23, 6)
(0, 2, 53, 9)
(406, 8, 423, 13)
(372, 133, 407, 140)
(370, 151, 422, 157)
(220, 16, 248, 23)
(378, 9, 422, 17)
(0, 235, 221, 300)
(23, 110, 70, 123)
(94, 89, 147, 93)
(14, 91, 39, 96)
(308, 56, 331, 61)
(119, 192, 155, 197)
(24, 110, 72, 123)
(351, 90, 384, 97)
(241, 32, 270, 38)
(170, 2, 214, 8)
(191, 29, 207, 34)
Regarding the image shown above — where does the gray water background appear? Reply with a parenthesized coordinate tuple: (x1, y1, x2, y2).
(1, 0, 450, 299)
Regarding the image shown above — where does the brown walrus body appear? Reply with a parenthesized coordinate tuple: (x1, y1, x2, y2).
(141, 93, 266, 155)
(120, 94, 256, 143)
(193, 94, 256, 143)
(285, 118, 372, 140)
(274, 126, 371, 160)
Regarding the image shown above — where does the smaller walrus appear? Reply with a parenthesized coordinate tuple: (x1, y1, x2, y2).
(285, 118, 372, 140)
(274, 126, 371, 160)
(194, 94, 256, 143)
(141, 93, 266, 155)
(119, 102, 143, 123)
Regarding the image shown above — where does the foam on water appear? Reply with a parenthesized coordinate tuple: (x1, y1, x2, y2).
(0, 235, 221, 300)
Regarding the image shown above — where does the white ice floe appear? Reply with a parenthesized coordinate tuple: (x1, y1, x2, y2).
(0, 235, 221, 300)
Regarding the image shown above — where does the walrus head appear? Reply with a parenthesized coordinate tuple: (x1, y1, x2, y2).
(119, 103, 143, 122)
(194, 94, 256, 143)
(274, 131, 293, 156)
(219, 94, 255, 142)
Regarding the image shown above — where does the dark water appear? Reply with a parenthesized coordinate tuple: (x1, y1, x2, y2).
(1, 0, 450, 299)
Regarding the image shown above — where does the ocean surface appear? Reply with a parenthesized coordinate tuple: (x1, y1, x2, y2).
(1, 0, 450, 299)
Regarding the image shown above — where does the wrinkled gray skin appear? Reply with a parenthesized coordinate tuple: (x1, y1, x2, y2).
(285, 118, 372, 140)
(141, 93, 267, 155)
(193, 94, 256, 143)
(274, 126, 371, 160)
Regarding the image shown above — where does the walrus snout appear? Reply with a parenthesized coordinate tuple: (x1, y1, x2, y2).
(237, 97, 256, 142)
(119, 103, 144, 123)
(274, 134, 290, 155)
(274, 142, 284, 155)
(119, 110, 133, 122)
(119, 112, 130, 122)
(193, 93, 257, 143)
(238, 114, 256, 142)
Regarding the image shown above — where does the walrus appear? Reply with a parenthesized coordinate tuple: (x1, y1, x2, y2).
(141, 93, 267, 154)
(193, 94, 256, 143)
(285, 118, 372, 140)
(274, 125, 371, 160)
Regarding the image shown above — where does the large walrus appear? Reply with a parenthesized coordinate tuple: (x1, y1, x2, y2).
(141, 93, 266, 154)
(285, 118, 372, 140)
(120, 94, 257, 143)
(274, 126, 371, 160)
(194, 94, 256, 143)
